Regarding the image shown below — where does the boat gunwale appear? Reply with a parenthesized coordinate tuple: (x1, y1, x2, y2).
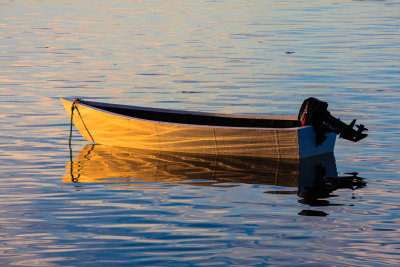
(62, 98, 308, 131)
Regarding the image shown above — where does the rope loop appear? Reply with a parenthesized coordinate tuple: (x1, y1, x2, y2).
(69, 98, 95, 143)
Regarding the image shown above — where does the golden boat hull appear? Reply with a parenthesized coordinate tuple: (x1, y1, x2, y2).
(61, 98, 336, 159)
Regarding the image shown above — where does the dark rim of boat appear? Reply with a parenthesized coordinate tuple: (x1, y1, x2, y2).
(75, 98, 302, 129)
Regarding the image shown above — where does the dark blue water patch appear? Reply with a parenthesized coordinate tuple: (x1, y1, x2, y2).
(56, 86, 89, 89)
(32, 27, 52, 30)
(0, 83, 20, 86)
(265, 190, 298, 195)
(46, 51, 70, 55)
(181, 90, 203, 94)
(9, 65, 31, 68)
(155, 100, 181, 103)
(372, 228, 397, 231)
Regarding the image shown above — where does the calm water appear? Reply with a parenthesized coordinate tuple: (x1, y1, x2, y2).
(1, 0, 400, 266)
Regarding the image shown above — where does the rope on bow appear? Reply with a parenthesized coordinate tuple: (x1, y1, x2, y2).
(68, 98, 95, 183)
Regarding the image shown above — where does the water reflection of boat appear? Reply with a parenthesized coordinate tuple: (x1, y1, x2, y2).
(67, 145, 351, 184)
(64, 145, 366, 215)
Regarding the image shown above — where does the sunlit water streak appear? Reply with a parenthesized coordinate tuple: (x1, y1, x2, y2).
(0, 0, 399, 266)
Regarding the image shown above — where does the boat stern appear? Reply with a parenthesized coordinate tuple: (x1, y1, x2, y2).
(298, 126, 336, 159)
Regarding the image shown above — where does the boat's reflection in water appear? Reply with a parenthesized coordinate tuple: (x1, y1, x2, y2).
(64, 145, 366, 216)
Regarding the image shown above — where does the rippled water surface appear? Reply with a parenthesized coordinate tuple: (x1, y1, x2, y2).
(1, 0, 400, 266)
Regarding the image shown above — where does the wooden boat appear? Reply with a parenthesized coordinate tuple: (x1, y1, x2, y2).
(61, 97, 367, 159)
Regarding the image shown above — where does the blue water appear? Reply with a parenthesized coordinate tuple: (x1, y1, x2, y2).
(1, 0, 399, 266)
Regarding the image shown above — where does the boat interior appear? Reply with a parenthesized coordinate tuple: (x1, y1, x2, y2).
(83, 100, 302, 129)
